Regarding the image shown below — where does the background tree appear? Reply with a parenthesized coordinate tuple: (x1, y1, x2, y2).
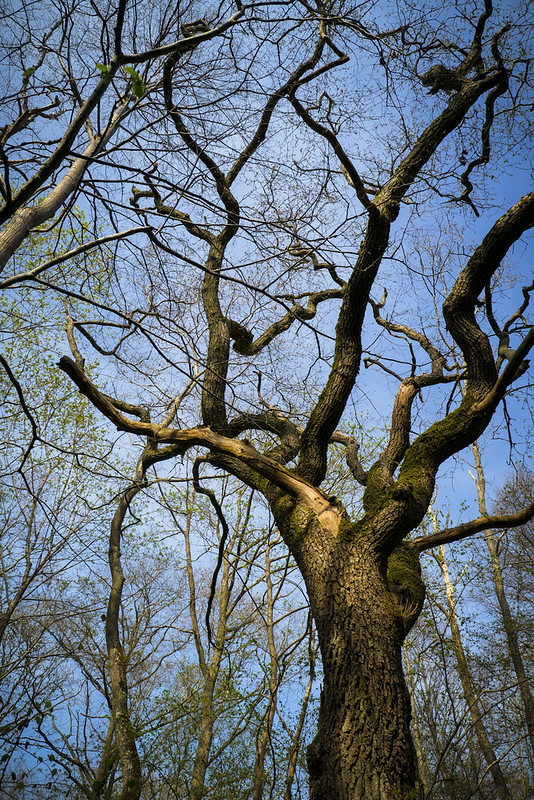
(1, 0, 534, 798)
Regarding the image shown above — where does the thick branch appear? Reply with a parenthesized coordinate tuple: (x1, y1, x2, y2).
(296, 212, 391, 484)
(376, 72, 505, 220)
(444, 192, 534, 392)
(0, 102, 130, 273)
(57, 356, 341, 524)
(412, 502, 534, 553)
(228, 411, 301, 464)
(0, 73, 123, 229)
(295, 53, 509, 487)
(366, 192, 534, 550)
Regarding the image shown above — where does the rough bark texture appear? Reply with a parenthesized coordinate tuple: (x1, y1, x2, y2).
(271, 497, 425, 800)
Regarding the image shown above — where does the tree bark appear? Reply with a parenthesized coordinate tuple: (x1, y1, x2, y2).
(272, 498, 425, 800)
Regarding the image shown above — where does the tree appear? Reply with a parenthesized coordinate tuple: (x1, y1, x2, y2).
(403, 464, 534, 799)
(2, 0, 534, 797)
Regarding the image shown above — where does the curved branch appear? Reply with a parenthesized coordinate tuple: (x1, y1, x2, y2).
(57, 356, 342, 525)
(376, 71, 505, 220)
(458, 25, 510, 213)
(0, 355, 38, 469)
(296, 212, 391, 484)
(121, 3, 245, 64)
(192, 458, 229, 650)
(162, 66, 239, 247)
(444, 192, 534, 393)
(294, 53, 510, 488)
(289, 94, 375, 215)
(228, 411, 301, 464)
(227, 31, 336, 186)
(0, 227, 152, 289)
(475, 325, 534, 413)
(369, 289, 448, 376)
(229, 288, 343, 355)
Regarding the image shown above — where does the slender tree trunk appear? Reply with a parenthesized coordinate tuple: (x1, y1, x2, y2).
(471, 441, 534, 757)
(436, 543, 512, 800)
(107, 475, 143, 800)
(91, 717, 117, 799)
(284, 630, 316, 800)
(404, 646, 431, 797)
(184, 486, 238, 800)
(252, 535, 279, 800)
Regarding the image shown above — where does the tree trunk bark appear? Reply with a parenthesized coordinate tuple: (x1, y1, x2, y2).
(306, 560, 418, 799)
(273, 499, 424, 800)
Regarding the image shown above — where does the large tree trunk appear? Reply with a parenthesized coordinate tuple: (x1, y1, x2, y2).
(273, 498, 425, 800)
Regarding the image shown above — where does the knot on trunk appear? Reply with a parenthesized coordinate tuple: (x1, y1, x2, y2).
(387, 544, 426, 637)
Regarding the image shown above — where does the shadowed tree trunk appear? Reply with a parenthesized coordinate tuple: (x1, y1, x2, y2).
(268, 496, 425, 799)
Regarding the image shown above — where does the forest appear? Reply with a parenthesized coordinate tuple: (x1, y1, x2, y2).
(1, 0, 534, 798)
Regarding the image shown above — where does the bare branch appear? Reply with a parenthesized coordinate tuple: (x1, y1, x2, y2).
(412, 502, 534, 553)
(0, 227, 152, 289)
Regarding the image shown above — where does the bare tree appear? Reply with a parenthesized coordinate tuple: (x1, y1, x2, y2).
(2, 0, 534, 798)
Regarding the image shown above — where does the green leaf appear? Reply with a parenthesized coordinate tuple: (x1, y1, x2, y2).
(123, 66, 145, 97)
(23, 67, 35, 78)
(132, 77, 145, 97)
(96, 63, 110, 79)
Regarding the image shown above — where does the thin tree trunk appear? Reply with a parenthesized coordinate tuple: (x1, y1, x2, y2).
(436, 541, 512, 800)
(91, 716, 117, 799)
(106, 465, 144, 800)
(284, 629, 316, 800)
(404, 645, 431, 797)
(185, 486, 238, 800)
(471, 441, 534, 757)
(252, 535, 280, 800)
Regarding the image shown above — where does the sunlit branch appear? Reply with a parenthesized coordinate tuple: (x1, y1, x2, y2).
(412, 502, 534, 553)
(57, 356, 342, 522)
